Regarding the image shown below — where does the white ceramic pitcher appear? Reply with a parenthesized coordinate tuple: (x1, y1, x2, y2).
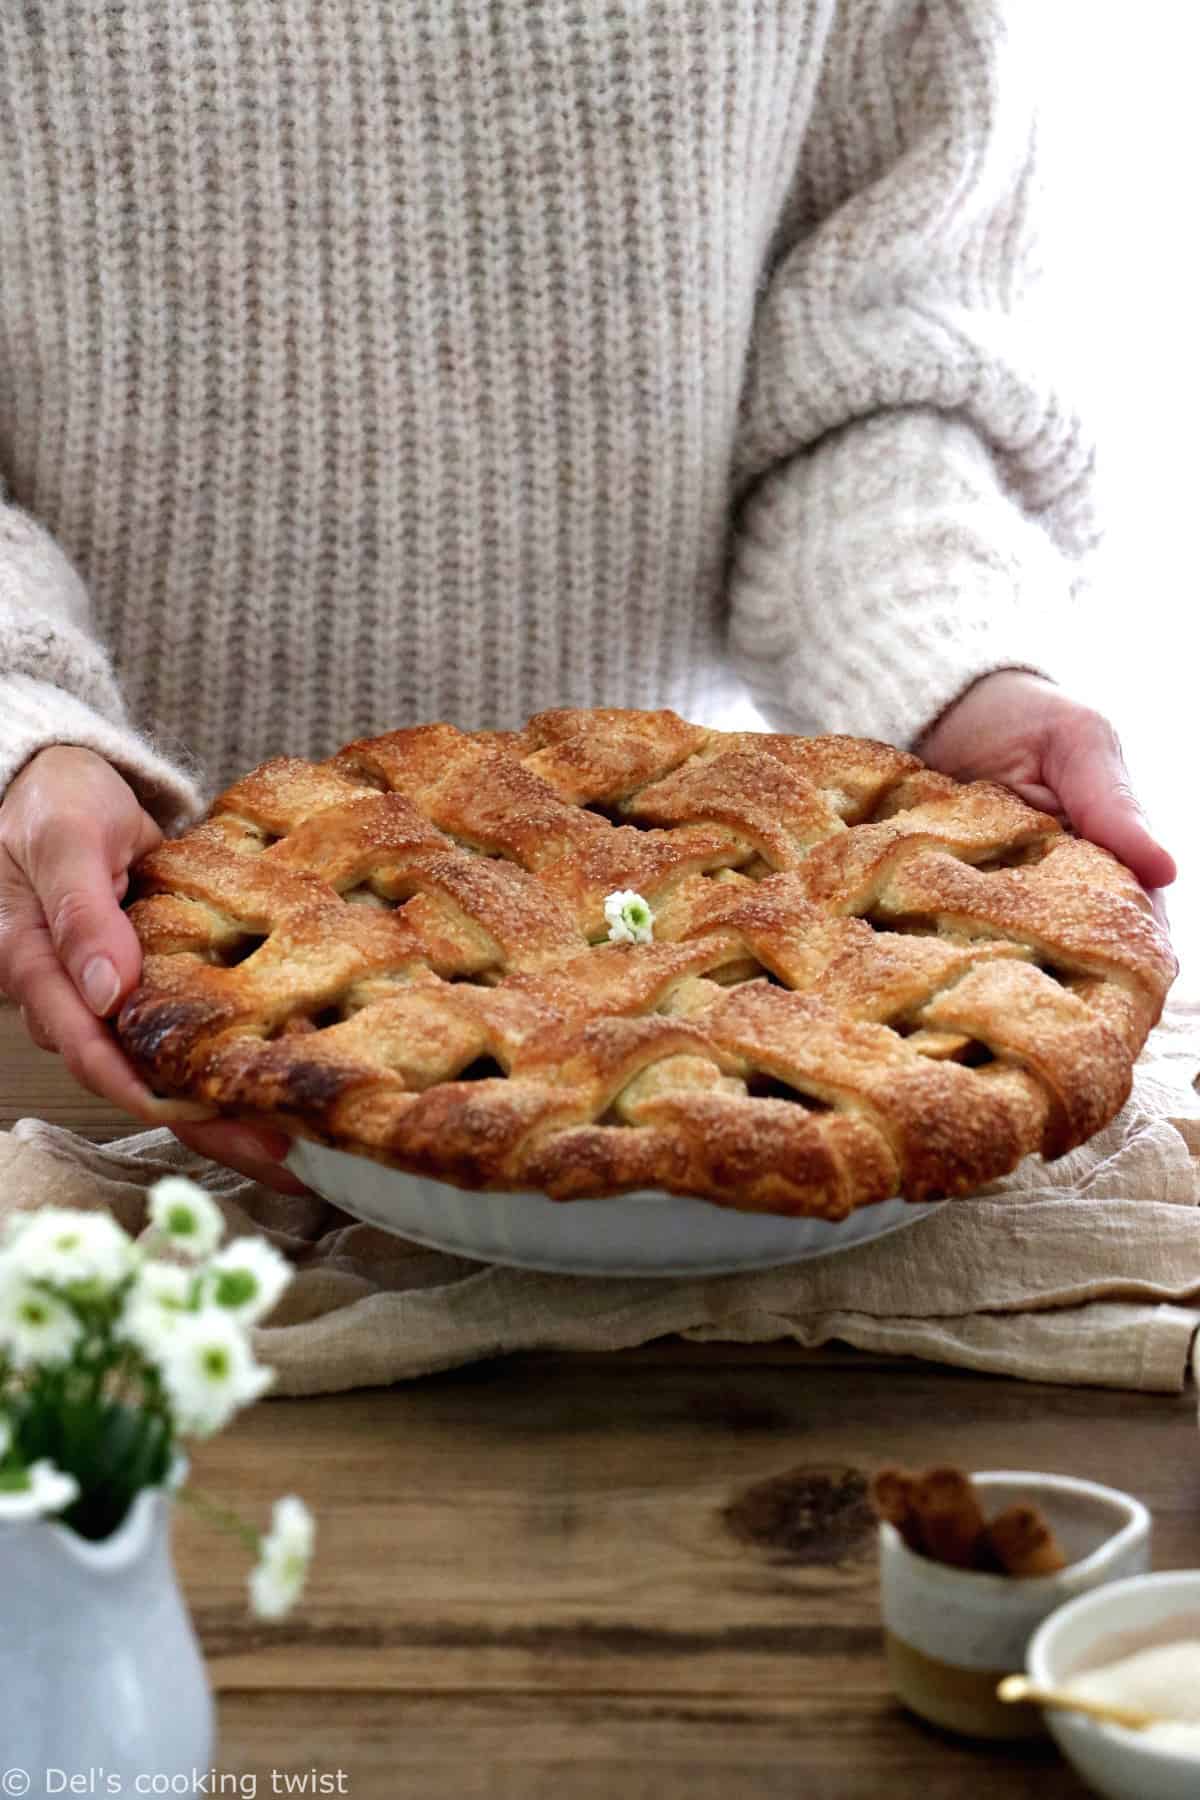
(0, 1461, 215, 1796)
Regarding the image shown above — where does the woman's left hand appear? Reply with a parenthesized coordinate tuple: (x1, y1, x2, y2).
(911, 669, 1177, 937)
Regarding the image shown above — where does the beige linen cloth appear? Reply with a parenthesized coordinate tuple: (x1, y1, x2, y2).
(2, 992, 1198, 1396)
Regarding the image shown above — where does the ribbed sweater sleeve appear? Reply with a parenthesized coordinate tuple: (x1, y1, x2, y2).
(0, 497, 205, 833)
(727, 0, 1103, 754)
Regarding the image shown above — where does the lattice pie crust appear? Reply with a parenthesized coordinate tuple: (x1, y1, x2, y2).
(115, 709, 1177, 1217)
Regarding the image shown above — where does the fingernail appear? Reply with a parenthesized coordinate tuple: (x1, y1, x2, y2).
(80, 955, 121, 1016)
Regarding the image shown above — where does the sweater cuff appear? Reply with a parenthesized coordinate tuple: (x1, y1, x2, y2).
(727, 410, 1086, 756)
(0, 674, 208, 836)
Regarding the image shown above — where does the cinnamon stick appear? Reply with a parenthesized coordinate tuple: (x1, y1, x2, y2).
(982, 1502, 1068, 1577)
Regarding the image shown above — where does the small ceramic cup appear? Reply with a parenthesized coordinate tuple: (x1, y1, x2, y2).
(879, 1470, 1151, 1740)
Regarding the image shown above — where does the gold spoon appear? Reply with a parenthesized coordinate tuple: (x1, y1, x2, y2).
(997, 1674, 1159, 1731)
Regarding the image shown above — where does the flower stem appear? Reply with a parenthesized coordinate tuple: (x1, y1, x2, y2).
(177, 1481, 260, 1552)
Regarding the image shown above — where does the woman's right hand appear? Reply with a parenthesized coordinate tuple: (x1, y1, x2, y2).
(0, 744, 312, 1196)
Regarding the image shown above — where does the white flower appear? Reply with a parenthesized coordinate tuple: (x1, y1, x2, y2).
(0, 1269, 83, 1369)
(204, 1236, 292, 1326)
(1, 1206, 134, 1290)
(116, 1259, 197, 1359)
(248, 1494, 315, 1619)
(157, 1308, 275, 1437)
(0, 1457, 80, 1521)
(146, 1177, 226, 1261)
(604, 888, 655, 945)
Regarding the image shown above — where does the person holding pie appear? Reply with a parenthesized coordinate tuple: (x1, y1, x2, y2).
(0, 1, 1177, 1204)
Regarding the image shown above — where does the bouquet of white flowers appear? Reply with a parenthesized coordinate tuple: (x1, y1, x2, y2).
(0, 1176, 314, 1619)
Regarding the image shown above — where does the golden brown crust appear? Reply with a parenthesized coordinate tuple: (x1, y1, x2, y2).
(115, 708, 1178, 1215)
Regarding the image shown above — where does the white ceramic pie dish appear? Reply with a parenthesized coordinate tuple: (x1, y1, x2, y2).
(284, 1138, 947, 1275)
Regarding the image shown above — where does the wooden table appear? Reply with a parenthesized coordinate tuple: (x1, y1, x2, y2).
(3, 1005, 1199, 1797)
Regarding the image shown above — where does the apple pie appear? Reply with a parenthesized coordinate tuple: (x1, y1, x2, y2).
(115, 708, 1177, 1217)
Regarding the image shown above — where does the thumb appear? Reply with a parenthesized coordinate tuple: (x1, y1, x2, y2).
(1047, 712, 1177, 892)
(29, 812, 160, 1017)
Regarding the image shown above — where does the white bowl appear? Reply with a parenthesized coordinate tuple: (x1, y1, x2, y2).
(1027, 1571, 1200, 1800)
(284, 1139, 946, 1276)
(879, 1471, 1151, 1741)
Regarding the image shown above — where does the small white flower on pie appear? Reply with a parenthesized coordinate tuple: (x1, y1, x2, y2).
(248, 1493, 315, 1619)
(0, 1269, 83, 1369)
(204, 1236, 293, 1326)
(157, 1308, 275, 1437)
(2, 1206, 135, 1290)
(147, 1176, 226, 1261)
(0, 1456, 80, 1520)
(116, 1259, 197, 1358)
(604, 888, 655, 944)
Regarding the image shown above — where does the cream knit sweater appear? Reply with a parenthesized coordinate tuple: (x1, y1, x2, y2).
(0, 1, 1101, 836)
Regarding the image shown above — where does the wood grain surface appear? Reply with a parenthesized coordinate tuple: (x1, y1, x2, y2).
(1, 1009, 1198, 1796)
(180, 1356, 1199, 1798)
